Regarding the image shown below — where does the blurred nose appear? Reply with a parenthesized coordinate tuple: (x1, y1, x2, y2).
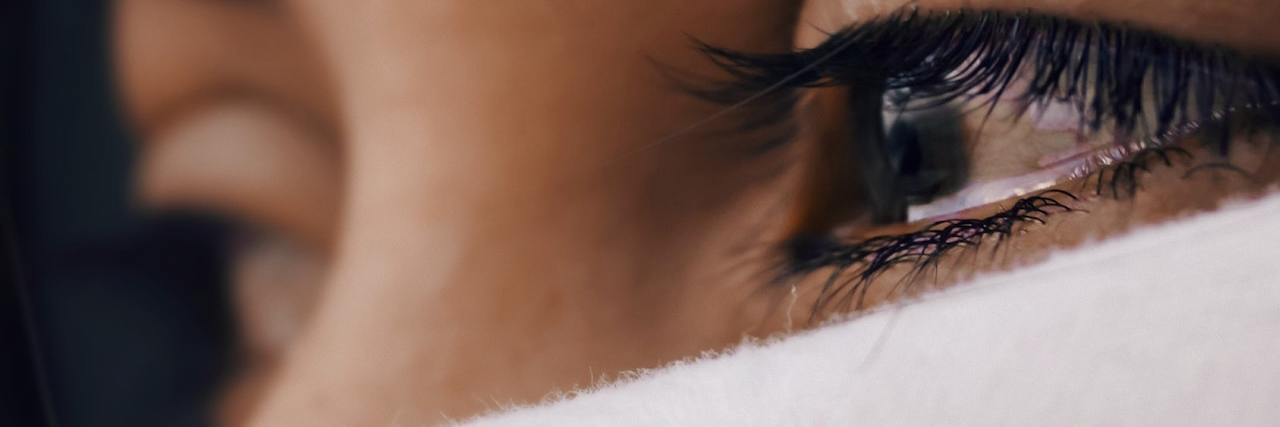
(114, 0, 334, 132)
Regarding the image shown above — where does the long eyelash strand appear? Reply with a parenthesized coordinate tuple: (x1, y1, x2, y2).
(785, 190, 1081, 318)
(1086, 145, 1194, 199)
(698, 8, 1280, 142)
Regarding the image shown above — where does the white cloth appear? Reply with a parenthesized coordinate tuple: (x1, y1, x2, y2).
(466, 194, 1280, 426)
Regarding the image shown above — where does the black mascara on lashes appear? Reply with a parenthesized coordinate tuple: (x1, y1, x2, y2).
(688, 8, 1280, 315)
(696, 8, 1280, 146)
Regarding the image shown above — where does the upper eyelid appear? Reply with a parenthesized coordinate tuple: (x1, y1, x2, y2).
(699, 8, 1280, 90)
(810, 0, 1280, 56)
(689, 9, 1280, 136)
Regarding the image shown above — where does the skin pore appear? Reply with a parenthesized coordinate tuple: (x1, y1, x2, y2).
(113, 0, 1280, 424)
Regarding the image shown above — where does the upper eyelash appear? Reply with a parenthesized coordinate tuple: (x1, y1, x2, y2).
(694, 8, 1280, 144)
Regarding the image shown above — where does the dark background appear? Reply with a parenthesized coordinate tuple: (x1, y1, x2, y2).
(3, 1, 234, 426)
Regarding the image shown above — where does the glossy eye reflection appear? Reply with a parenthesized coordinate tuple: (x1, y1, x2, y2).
(872, 82, 1280, 226)
(884, 95, 1181, 223)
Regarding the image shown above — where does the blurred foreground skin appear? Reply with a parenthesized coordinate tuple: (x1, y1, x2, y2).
(113, 0, 1280, 424)
(118, 0, 805, 423)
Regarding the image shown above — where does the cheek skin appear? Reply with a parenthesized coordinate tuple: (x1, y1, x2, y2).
(251, 1, 805, 424)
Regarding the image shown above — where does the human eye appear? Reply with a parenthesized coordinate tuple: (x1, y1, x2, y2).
(689, 8, 1280, 318)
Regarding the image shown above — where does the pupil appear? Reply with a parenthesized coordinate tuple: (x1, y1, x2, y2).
(846, 89, 970, 225)
(884, 105, 970, 209)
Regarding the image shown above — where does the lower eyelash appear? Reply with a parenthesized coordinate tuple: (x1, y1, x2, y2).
(782, 132, 1271, 319)
(783, 190, 1081, 317)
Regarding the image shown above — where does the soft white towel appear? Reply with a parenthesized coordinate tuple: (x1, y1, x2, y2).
(466, 194, 1280, 426)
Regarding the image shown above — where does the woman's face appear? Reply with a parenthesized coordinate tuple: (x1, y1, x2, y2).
(114, 0, 1280, 424)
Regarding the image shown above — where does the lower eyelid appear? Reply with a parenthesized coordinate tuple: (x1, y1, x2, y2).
(906, 167, 1068, 222)
(778, 119, 1280, 319)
